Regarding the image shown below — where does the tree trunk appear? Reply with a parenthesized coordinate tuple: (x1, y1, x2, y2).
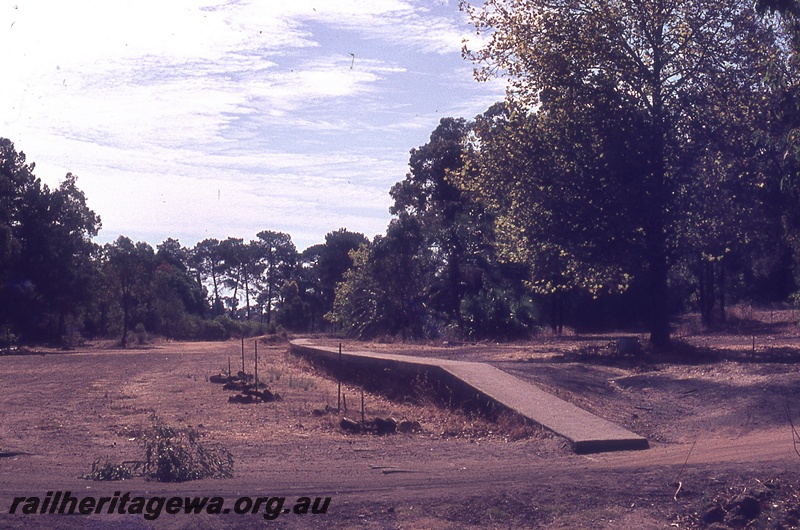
(699, 258, 714, 327)
(648, 252, 671, 349)
(58, 312, 66, 340)
(211, 272, 221, 316)
(121, 294, 130, 348)
(718, 261, 726, 324)
(244, 267, 251, 321)
(698, 257, 707, 326)
(266, 273, 273, 326)
(646, 81, 671, 350)
(550, 291, 564, 335)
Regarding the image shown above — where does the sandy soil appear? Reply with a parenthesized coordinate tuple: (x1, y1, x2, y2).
(1, 311, 800, 529)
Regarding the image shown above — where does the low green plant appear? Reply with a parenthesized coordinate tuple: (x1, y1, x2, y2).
(139, 416, 234, 482)
(84, 415, 234, 483)
(134, 323, 148, 345)
(0, 327, 17, 349)
(83, 459, 133, 481)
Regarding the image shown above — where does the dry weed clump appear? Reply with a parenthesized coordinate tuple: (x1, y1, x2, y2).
(83, 459, 133, 481)
(139, 416, 234, 482)
(84, 415, 233, 483)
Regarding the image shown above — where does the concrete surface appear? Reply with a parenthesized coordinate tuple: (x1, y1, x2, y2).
(290, 339, 648, 454)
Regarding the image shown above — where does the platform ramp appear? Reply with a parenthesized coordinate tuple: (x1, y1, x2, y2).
(290, 339, 648, 454)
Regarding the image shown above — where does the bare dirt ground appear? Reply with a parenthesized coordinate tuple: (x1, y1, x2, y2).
(1, 309, 800, 529)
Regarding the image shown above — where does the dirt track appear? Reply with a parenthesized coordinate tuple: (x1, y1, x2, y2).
(1, 332, 799, 529)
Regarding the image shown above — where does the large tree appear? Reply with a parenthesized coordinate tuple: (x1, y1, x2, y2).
(254, 231, 297, 325)
(190, 238, 226, 316)
(316, 228, 370, 315)
(391, 118, 509, 338)
(459, 98, 649, 333)
(753, 0, 800, 298)
(103, 237, 155, 347)
(151, 238, 208, 335)
(0, 139, 101, 341)
(293, 229, 370, 332)
(326, 219, 427, 340)
(218, 237, 263, 318)
(461, 0, 785, 346)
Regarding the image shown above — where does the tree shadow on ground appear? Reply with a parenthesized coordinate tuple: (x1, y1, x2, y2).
(513, 355, 800, 433)
(538, 340, 800, 368)
(709, 318, 797, 336)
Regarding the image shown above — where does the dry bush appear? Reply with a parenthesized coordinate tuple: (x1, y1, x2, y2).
(83, 459, 133, 481)
(140, 416, 234, 482)
(85, 415, 233, 483)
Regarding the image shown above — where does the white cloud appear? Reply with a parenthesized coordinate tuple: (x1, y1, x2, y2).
(1, 0, 504, 250)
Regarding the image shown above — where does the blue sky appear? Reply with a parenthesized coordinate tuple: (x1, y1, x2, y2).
(1, 0, 505, 251)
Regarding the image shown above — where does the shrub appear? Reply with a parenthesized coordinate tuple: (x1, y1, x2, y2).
(166, 314, 201, 340)
(199, 319, 228, 341)
(139, 416, 234, 482)
(0, 327, 17, 349)
(83, 415, 234, 483)
(239, 320, 267, 338)
(83, 459, 133, 481)
(134, 323, 148, 345)
(215, 316, 242, 338)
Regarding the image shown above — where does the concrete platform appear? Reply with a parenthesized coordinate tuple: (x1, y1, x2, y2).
(290, 339, 648, 454)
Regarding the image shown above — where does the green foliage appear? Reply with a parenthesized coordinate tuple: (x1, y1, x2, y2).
(90, 236, 216, 344)
(276, 280, 308, 332)
(0, 327, 17, 349)
(84, 416, 234, 483)
(240, 320, 267, 337)
(102, 237, 155, 347)
(391, 118, 485, 335)
(206, 315, 265, 339)
(459, 0, 788, 345)
(139, 416, 234, 483)
(280, 228, 370, 334)
(134, 323, 148, 345)
(190, 238, 226, 316)
(198, 318, 228, 341)
(316, 229, 370, 314)
(327, 216, 443, 340)
(83, 459, 133, 481)
(459, 101, 644, 300)
(0, 139, 101, 343)
(460, 277, 538, 340)
(254, 230, 298, 325)
(325, 243, 384, 339)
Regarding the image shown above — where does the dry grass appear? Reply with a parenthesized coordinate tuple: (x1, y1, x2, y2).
(245, 338, 547, 443)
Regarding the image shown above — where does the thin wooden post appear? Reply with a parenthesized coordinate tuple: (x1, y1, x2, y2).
(361, 388, 365, 424)
(241, 336, 245, 376)
(337, 342, 342, 412)
(254, 339, 259, 393)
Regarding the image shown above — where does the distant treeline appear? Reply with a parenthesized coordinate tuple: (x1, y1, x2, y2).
(6, 0, 800, 347)
(0, 105, 794, 348)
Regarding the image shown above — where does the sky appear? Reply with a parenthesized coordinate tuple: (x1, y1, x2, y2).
(1, 0, 506, 252)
